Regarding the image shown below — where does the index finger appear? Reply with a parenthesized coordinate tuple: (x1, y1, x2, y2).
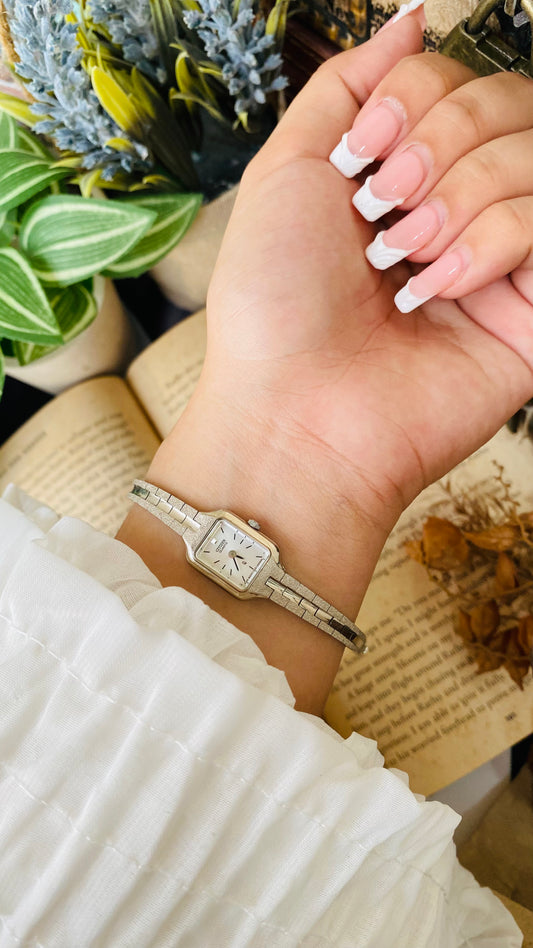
(260, 15, 427, 165)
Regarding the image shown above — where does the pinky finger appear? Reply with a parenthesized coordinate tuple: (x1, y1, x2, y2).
(394, 198, 533, 313)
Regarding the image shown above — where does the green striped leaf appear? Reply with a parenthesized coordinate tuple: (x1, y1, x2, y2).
(103, 192, 202, 278)
(0, 111, 18, 149)
(13, 282, 98, 365)
(0, 150, 71, 212)
(0, 248, 63, 345)
(0, 208, 16, 247)
(47, 282, 98, 342)
(16, 126, 54, 159)
(19, 195, 156, 286)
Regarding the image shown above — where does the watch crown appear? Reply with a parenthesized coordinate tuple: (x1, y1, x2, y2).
(248, 519, 261, 531)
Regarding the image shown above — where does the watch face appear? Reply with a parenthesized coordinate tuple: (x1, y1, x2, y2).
(195, 519, 270, 590)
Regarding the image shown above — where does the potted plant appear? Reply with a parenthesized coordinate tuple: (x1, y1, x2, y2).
(0, 0, 289, 311)
(0, 107, 202, 393)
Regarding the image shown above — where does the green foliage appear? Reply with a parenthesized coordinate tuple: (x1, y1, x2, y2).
(13, 282, 98, 365)
(103, 192, 203, 277)
(19, 195, 156, 285)
(0, 117, 202, 390)
(0, 151, 72, 211)
(0, 248, 63, 345)
(4, 0, 288, 190)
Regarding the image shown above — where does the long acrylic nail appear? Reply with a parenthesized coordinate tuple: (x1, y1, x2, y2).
(380, 0, 425, 31)
(329, 98, 405, 178)
(365, 202, 445, 270)
(353, 145, 429, 221)
(394, 247, 471, 313)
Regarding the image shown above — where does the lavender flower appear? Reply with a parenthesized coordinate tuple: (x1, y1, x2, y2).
(4, 0, 153, 179)
(183, 0, 288, 116)
(87, 0, 166, 84)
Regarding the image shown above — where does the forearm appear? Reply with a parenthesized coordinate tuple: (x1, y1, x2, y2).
(116, 379, 398, 714)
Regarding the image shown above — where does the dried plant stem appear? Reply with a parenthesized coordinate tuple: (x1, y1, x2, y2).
(469, 643, 509, 660)
(427, 568, 474, 604)
(0, 0, 18, 63)
(488, 578, 533, 603)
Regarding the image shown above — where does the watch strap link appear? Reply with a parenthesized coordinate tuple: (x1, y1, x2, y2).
(264, 577, 367, 653)
(128, 480, 367, 654)
(129, 480, 204, 537)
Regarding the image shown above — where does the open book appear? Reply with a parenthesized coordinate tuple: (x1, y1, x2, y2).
(0, 307, 531, 795)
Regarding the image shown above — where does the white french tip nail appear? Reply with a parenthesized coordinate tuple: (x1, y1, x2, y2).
(390, 0, 425, 24)
(365, 232, 409, 270)
(329, 133, 374, 178)
(352, 176, 403, 222)
(394, 278, 432, 313)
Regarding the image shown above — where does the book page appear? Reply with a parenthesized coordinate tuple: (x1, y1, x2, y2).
(126, 310, 207, 439)
(0, 377, 159, 534)
(326, 428, 533, 796)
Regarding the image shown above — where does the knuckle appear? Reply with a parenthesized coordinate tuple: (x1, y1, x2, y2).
(387, 52, 459, 101)
(459, 142, 505, 193)
(489, 200, 530, 244)
(432, 88, 489, 146)
(489, 69, 533, 98)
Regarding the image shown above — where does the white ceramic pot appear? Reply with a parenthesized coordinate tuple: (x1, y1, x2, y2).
(5, 278, 143, 394)
(150, 184, 239, 312)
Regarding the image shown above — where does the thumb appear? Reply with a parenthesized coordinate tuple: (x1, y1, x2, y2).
(268, 13, 426, 162)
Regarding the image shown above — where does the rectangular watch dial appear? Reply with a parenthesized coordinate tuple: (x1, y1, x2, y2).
(195, 519, 271, 591)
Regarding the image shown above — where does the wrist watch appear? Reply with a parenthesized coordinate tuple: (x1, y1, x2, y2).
(128, 479, 367, 653)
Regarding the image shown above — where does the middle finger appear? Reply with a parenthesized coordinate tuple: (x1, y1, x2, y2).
(352, 69, 533, 222)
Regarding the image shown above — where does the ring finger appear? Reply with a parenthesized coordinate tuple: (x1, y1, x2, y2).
(392, 194, 533, 329)
(365, 127, 533, 272)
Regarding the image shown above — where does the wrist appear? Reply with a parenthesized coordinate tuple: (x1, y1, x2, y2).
(150, 383, 397, 613)
(117, 383, 400, 712)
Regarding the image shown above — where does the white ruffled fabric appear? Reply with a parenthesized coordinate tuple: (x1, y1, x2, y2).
(0, 486, 522, 948)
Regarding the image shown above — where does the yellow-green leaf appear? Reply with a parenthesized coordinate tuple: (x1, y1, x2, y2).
(0, 93, 38, 128)
(91, 66, 142, 134)
(265, 0, 289, 43)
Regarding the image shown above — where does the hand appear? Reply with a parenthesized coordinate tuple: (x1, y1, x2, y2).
(121, 15, 533, 710)
(204, 14, 533, 538)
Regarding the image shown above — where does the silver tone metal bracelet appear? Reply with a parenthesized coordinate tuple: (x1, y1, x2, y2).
(128, 479, 367, 654)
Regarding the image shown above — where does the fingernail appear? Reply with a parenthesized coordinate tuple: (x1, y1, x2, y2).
(365, 202, 445, 269)
(394, 247, 471, 313)
(380, 0, 425, 31)
(353, 145, 430, 221)
(329, 98, 405, 178)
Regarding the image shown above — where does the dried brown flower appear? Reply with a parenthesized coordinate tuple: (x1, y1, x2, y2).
(463, 524, 521, 551)
(406, 466, 533, 689)
(495, 553, 519, 594)
(469, 600, 500, 641)
(517, 615, 533, 653)
(420, 517, 470, 570)
(504, 627, 532, 690)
